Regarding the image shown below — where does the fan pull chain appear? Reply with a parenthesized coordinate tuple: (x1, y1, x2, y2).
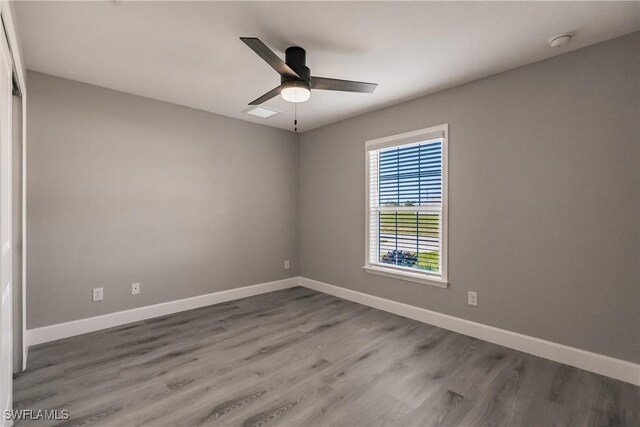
(294, 103, 298, 132)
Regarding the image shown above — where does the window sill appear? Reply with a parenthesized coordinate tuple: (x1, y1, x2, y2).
(363, 265, 449, 288)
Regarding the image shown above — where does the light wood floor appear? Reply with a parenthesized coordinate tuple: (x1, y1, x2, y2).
(14, 287, 639, 427)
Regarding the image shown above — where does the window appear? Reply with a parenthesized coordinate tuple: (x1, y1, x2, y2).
(364, 124, 448, 287)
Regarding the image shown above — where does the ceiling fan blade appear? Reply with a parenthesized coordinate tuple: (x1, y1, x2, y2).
(240, 37, 299, 78)
(249, 86, 281, 105)
(310, 77, 377, 93)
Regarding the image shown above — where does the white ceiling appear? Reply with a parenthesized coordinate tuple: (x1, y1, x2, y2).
(15, 1, 640, 132)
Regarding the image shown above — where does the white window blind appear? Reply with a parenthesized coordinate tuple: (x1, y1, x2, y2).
(365, 125, 448, 285)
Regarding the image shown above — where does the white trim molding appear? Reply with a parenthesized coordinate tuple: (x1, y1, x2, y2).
(364, 123, 449, 286)
(299, 277, 640, 386)
(0, 0, 29, 374)
(363, 265, 448, 288)
(25, 277, 299, 347)
(24, 276, 640, 386)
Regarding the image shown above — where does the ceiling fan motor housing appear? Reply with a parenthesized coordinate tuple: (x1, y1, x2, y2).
(283, 46, 310, 84)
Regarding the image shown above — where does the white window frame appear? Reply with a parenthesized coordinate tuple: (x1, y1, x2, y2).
(363, 124, 449, 288)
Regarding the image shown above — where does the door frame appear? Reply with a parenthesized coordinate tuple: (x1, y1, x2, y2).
(0, 1, 27, 372)
(0, 12, 13, 425)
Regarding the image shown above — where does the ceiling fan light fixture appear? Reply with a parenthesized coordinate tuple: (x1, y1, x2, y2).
(281, 80, 311, 103)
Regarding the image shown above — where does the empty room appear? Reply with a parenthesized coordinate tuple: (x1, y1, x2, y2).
(0, 1, 638, 426)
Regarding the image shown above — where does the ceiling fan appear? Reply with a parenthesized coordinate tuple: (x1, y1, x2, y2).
(241, 37, 378, 105)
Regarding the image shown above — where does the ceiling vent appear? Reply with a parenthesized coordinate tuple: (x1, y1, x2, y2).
(243, 105, 280, 118)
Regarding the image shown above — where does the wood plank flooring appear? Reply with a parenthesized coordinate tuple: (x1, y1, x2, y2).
(13, 287, 640, 427)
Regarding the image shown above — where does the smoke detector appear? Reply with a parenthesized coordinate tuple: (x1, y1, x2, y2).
(549, 34, 573, 48)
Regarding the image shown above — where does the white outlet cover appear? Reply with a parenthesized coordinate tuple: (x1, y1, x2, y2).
(467, 291, 478, 306)
(132, 283, 140, 295)
(92, 287, 104, 302)
(284, 260, 290, 270)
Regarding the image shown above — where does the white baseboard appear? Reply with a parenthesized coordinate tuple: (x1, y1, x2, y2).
(25, 277, 299, 348)
(300, 277, 640, 386)
(22, 346, 27, 372)
(24, 275, 639, 386)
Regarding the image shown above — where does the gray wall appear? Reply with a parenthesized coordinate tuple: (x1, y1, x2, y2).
(26, 33, 640, 363)
(27, 71, 299, 328)
(12, 94, 22, 372)
(299, 33, 640, 363)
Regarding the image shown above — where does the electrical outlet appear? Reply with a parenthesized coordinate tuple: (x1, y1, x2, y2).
(467, 291, 478, 307)
(92, 287, 104, 302)
(284, 260, 290, 270)
(132, 282, 140, 295)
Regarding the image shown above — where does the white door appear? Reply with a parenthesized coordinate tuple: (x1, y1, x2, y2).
(0, 21, 13, 425)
